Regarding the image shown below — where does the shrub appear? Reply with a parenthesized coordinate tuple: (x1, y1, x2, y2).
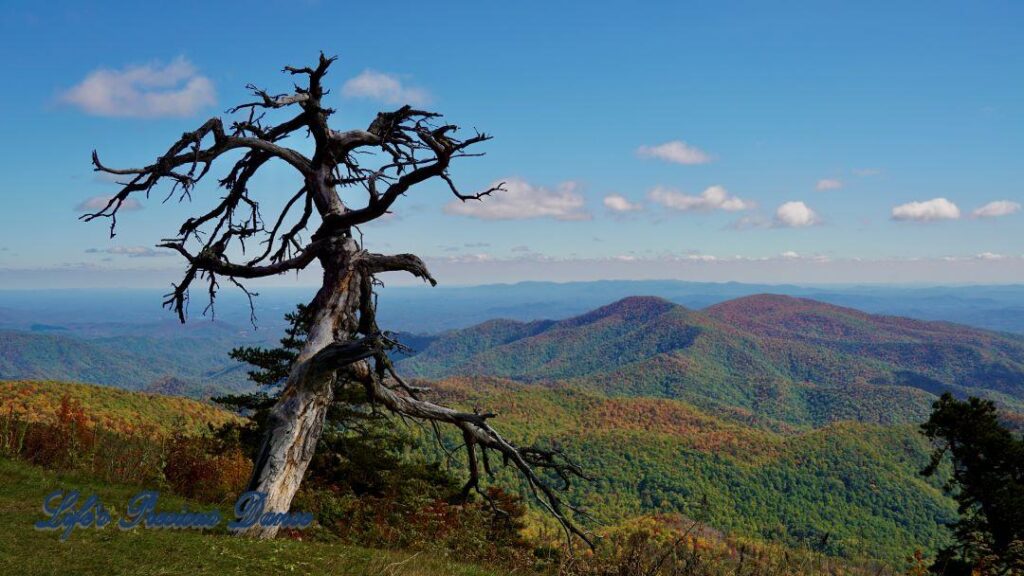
(1, 395, 248, 502)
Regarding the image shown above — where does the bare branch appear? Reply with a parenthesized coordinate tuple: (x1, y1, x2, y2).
(364, 252, 437, 286)
(158, 240, 320, 279)
(350, 358, 594, 548)
(444, 175, 505, 201)
(228, 87, 311, 113)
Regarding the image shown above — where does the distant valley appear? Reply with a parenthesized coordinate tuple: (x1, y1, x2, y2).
(0, 322, 262, 396)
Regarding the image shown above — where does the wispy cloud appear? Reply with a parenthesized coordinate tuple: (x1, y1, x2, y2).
(941, 252, 1012, 262)
(60, 57, 215, 118)
(648, 185, 752, 212)
(775, 201, 820, 228)
(74, 195, 142, 212)
(444, 178, 589, 221)
(815, 178, 842, 191)
(852, 168, 882, 177)
(636, 140, 713, 165)
(85, 246, 172, 258)
(728, 214, 770, 230)
(972, 200, 1021, 218)
(603, 194, 643, 212)
(341, 70, 430, 105)
(891, 198, 961, 222)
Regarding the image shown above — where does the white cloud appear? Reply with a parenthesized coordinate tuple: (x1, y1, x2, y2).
(60, 57, 215, 118)
(815, 178, 842, 191)
(636, 141, 713, 165)
(891, 198, 961, 222)
(603, 194, 642, 212)
(972, 200, 1021, 218)
(680, 254, 719, 262)
(648, 185, 752, 212)
(775, 201, 820, 228)
(341, 70, 430, 105)
(976, 252, 1006, 261)
(442, 253, 494, 263)
(443, 178, 589, 221)
(74, 195, 143, 212)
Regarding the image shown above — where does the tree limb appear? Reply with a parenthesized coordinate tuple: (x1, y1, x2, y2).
(363, 253, 437, 286)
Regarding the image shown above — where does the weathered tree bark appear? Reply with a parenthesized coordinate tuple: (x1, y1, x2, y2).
(240, 236, 363, 537)
(84, 54, 593, 546)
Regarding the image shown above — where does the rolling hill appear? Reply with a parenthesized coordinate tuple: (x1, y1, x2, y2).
(399, 295, 1024, 427)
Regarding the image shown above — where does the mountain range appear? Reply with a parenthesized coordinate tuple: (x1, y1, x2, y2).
(390, 295, 1024, 559)
(399, 294, 1024, 427)
(5, 292, 1024, 561)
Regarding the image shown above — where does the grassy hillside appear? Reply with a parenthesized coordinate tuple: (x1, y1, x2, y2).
(0, 457, 498, 576)
(399, 296, 1024, 426)
(0, 380, 240, 435)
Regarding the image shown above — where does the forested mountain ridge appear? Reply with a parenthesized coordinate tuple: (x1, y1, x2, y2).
(404, 377, 958, 561)
(399, 295, 1024, 427)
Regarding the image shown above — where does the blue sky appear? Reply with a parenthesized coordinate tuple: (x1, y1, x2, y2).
(0, 0, 1021, 287)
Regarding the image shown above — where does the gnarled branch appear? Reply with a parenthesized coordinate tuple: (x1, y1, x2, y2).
(86, 56, 496, 321)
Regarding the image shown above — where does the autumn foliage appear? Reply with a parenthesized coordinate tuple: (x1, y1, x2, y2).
(0, 392, 249, 501)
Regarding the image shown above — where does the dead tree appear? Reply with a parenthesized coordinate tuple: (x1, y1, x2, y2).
(82, 54, 590, 543)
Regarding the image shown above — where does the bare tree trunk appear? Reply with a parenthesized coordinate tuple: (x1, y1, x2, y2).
(240, 236, 362, 538)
